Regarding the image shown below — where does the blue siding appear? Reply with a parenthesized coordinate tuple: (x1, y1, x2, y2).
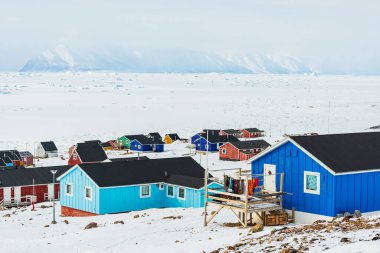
(193, 137, 220, 152)
(99, 183, 165, 214)
(60, 166, 222, 215)
(191, 134, 201, 144)
(334, 171, 380, 214)
(59, 165, 99, 214)
(130, 140, 153, 152)
(153, 144, 164, 152)
(251, 141, 336, 217)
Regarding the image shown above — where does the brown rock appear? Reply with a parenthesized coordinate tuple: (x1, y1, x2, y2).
(340, 237, 351, 243)
(84, 222, 98, 230)
(133, 214, 140, 219)
(249, 223, 264, 233)
(114, 220, 124, 224)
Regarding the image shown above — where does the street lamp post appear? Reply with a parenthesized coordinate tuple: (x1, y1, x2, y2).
(50, 170, 58, 224)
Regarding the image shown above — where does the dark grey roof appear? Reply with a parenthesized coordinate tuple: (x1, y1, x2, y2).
(242, 128, 264, 133)
(0, 165, 71, 187)
(19, 151, 33, 157)
(123, 134, 146, 141)
(76, 142, 108, 163)
(166, 174, 205, 189)
(134, 135, 164, 145)
(110, 156, 149, 162)
(101, 142, 112, 148)
(40, 141, 58, 152)
(147, 133, 163, 142)
(0, 150, 21, 161)
(221, 129, 240, 135)
(229, 140, 270, 150)
(202, 129, 220, 135)
(167, 134, 180, 141)
(200, 133, 239, 143)
(78, 157, 211, 189)
(290, 132, 380, 173)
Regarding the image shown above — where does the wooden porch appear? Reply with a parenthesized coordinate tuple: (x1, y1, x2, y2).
(204, 169, 292, 228)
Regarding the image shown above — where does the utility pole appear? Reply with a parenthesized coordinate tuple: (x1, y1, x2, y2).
(50, 170, 57, 224)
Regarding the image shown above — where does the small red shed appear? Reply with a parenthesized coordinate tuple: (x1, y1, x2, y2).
(19, 151, 34, 167)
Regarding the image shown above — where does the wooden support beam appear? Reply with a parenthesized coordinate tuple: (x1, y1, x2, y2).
(205, 205, 224, 226)
(230, 207, 247, 227)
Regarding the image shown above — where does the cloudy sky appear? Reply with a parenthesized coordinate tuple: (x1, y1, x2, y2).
(1, 0, 379, 73)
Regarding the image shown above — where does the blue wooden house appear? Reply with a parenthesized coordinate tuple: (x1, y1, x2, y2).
(57, 157, 220, 216)
(130, 136, 165, 153)
(193, 133, 239, 152)
(191, 133, 202, 144)
(249, 132, 380, 221)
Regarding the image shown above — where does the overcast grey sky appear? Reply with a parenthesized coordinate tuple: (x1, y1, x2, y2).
(0, 0, 379, 72)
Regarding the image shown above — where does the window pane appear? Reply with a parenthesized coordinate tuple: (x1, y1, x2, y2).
(306, 175, 317, 191)
(179, 188, 185, 198)
(168, 186, 173, 196)
(66, 184, 71, 194)
(86, 188, 91, 198)
(142, 185, 149, 196)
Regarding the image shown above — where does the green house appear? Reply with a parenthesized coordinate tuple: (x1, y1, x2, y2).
(117, 134, 146, 149)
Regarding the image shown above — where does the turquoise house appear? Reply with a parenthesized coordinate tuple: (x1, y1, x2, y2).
(57, 157, 221, 216)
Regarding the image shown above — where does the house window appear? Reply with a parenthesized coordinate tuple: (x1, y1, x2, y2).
(222, 149, 226, 154)
(85, 186, 92, 200)
(140, 185, 151, 198)
(158, 183, 164, 190)
(138, 145, 141, 149)
(304, 171, 320, 195)
(205, 144, 208, 149)
(73, 153, 77, 160)
(167, 185, 174, 197)
(66, 183, 72, 196)
(178, 187, 186, 200)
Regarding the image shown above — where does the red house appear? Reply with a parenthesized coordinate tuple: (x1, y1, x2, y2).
(240, 128, 265, 138)
(219, 140, 270, 161)
(19, 151, 34, 167)
(0, 165, 71, 207)
(68, 142, 108, 165)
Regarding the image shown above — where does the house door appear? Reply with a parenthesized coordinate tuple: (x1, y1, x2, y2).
(3, 187, 11, 202)
(48, 184, 55, 200)
(264, 164, 276, 193)
(14, 187, 21, 203)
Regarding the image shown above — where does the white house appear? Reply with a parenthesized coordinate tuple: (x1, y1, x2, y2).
(36, 141, 58, 158)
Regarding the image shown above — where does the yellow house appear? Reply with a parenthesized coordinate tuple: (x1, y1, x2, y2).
(164, 134, 180, 144)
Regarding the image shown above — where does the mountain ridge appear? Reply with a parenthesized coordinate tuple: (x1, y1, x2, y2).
(20, 45, 314, 74)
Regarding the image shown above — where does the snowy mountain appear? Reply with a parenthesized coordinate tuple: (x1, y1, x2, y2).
(20, 45, 313, 74)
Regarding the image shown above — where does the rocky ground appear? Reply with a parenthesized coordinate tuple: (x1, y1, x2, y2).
(211, 215, 380, 252)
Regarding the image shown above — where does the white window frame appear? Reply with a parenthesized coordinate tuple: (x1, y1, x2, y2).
(304, 171, 320, 195)
(73, 153, 77, 160)
(140, 185, 151, 198)
(158, 183, 164, 190)
(178, 187, 186, 200)
(221, 148, 226, 154)
(66, 183, 73, 196)
(167, 185, 174, 198)
(138, 145, 141, 149)
(84, 186, 92, 200)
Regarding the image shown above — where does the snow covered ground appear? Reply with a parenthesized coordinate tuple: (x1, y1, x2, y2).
(1, 72, 380, 252)
(0, 203, 244, 253)
(1, 72, 380, 152)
